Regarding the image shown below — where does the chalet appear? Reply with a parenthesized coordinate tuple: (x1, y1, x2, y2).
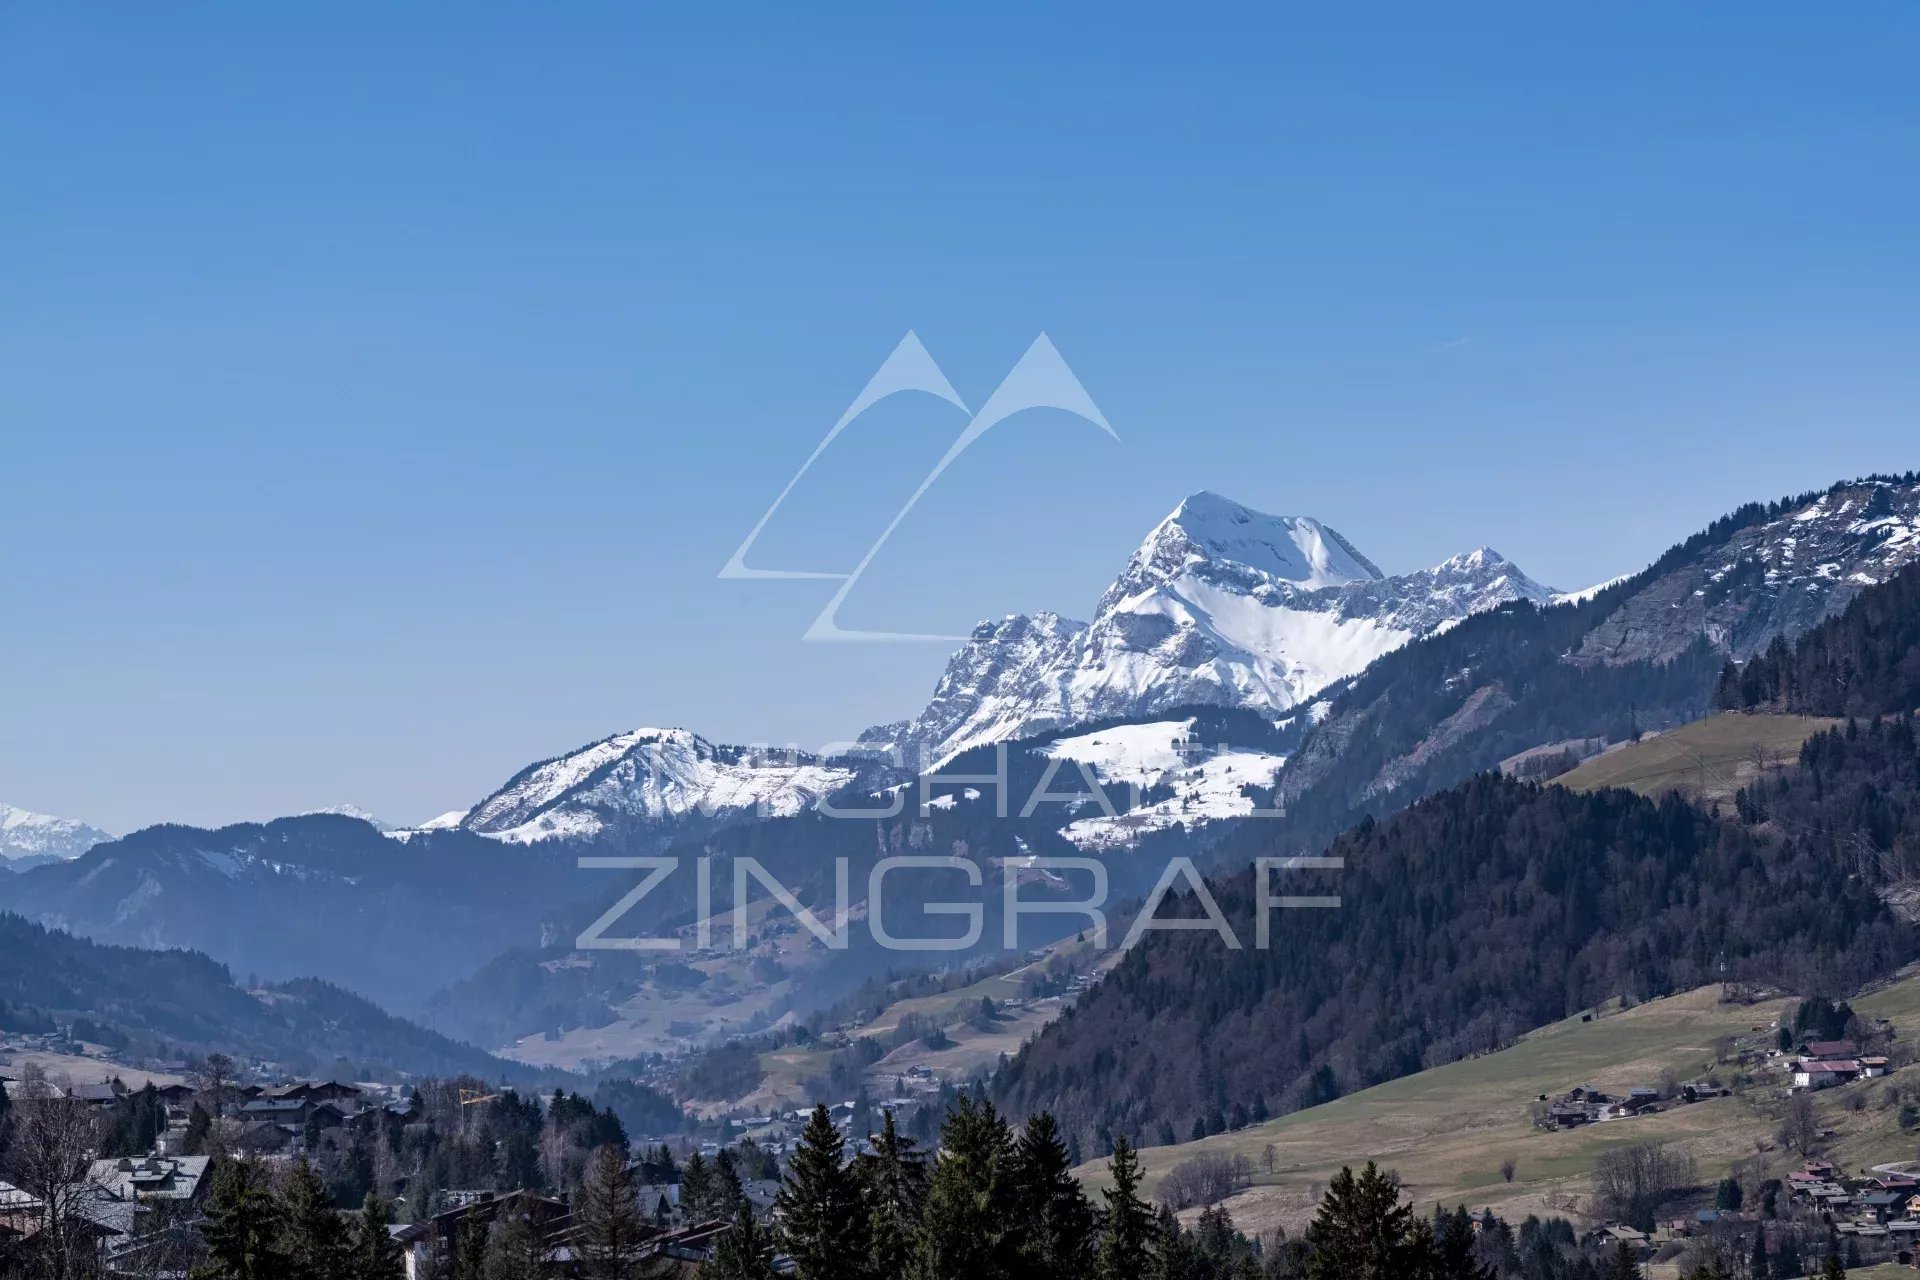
(0, 1181, 125, 1274)
(1794, 1059, 1863, 1090)
(1862, 1056, 1892, 1078)
(86, 1155, 212, 1205)
(636, 1183, 680, 1223)
(389, 1189, 568, 1280)
(1859, 1191, 1904, 1221)
(1804, 1039, 1860, 1060)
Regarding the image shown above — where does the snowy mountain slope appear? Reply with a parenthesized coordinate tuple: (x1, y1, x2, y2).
(1037, 718, 1288, 852)
(454, 727, 863, 845)
(864, 492, 1555, 766)
(1574, 478, 1920, 667)
(0, 802, 113, 870)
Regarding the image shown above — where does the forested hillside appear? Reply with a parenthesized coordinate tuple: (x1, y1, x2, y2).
(0, 913, 531, 1081)
(1001, 538, 1920, 1153)
(995, 771, 1911, 1152)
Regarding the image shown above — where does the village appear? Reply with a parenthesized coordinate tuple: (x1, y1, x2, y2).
(1524, 1006, 1920, 1273)
(0, 1027, 768, 1278)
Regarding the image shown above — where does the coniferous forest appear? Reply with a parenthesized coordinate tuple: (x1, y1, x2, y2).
(998, 549, 1920, 1155)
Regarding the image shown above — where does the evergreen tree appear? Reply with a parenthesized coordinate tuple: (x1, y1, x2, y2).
(194, 1159, 288, 1280)
(575, 1143, 646, 1280)
(1684, 1262, 1729, 1280)
(1006, 1112, 1095, 1280)
(1409, 1212, 1495, 1280)
(481, 1212, 545, 1280)
(1819, 1251, 1847, 1280)
(1304, 1163, 1418, 1280)
(1774, 1234, 1803, 1278)
(354, 1194, 406, 1280)
(496, 1130, 540, 1191)
(1149, 1206, 1195, 1280)
(1750, 1229, 1769, 1280)
(1601, 1240, 1643, 1279)
(682, 1153, 717, 1221)
(281, 1158, 353, 1280)
(1096, 1137, 1157, 1280)
(702, 1205, 778, 1280)
(183, 1103, 213, 1157)
(774, 1105, 864, 1280)
(455, 1206, 490, 1280)
(914, 1095, 1015, 1280)
(857, 1109, 928, 1280)
(710, 1150, 745, 1220)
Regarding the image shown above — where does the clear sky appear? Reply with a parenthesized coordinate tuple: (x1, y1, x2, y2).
(3, 3, 1917, 833)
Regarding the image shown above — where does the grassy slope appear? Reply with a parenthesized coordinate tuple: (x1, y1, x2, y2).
(1076, 976, 1920, 1242)
(1556, 712, 1838, 803)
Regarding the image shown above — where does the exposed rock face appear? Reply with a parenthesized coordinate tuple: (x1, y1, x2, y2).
(1575, 480, 1920, 667)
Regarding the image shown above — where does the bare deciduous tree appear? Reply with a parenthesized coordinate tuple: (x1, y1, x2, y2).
(188, 1052, 235, 1120)
(1592, 1141, 1695, 1225)
(1779, 1091, 1821, 1155)
(1500, 1157, 1518, 1183)
(0, 1065, 110, 1280)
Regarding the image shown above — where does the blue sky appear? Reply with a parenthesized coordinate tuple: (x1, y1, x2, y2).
(3, 3, 1917, 832)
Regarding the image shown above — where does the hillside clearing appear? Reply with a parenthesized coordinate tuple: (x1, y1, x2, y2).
(1077, 977, 1920, 1240)
(1555, 712, 1838, 803)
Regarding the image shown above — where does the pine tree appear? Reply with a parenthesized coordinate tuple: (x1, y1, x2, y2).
(1096, 1137, 1157, 1280)
(183, 1103, 213, 1157)
(682, 1153, 716, 1222)
(1601, 1240, 1643, 1280)
(1820, 1250, 1848, 1279)
(354, 1194, 406, 1280)
(711, 1150, 745, 1220)
(1750, 1229, 1769, 1280)
(774, 1105, 864, 1280)
(455, 1206, 490, 1280)
(1304, 1163, 1418, 1280)
(194, 1159, 288, 1280)
(857, 1109, 928, 1280)
(575, 1143, 646, 1280)
(1149, 1206, 1195, 1280)
(1007, 1112, 1095, 1280)
(702, 1205, 778, 1280)
(481, 1211, 545, 1280)
(281, 1158, 353, 1280)
(1409, 1212, 1494, 1280)
(914, 1095, 1016, 1280)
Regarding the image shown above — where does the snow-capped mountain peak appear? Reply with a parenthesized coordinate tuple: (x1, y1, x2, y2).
(1131, 492, 1385, 591)
(865, 494, 1556, 766)
(0, 802, 114, 868)
(452, 727, 861, 845)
